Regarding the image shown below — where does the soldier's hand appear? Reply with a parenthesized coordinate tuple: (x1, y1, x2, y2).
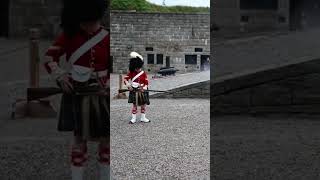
(139, 87, 145, 92)
(57, 74, 73, 93)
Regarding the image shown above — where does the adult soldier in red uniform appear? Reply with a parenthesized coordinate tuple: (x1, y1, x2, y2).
(43, 0, 110, 179)
(124, 52, 151, 124)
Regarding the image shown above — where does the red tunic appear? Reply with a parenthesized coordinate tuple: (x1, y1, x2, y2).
(44, 27, 110, 74)
(124, 71, 149, 87)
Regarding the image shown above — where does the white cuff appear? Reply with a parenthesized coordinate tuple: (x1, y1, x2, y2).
(48, 62, 66, 80)
(126, 83, 131, 88)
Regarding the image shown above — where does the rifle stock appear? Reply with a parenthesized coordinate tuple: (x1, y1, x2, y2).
(27, 87, 63, 101)
(118, 89, 130, 93)
(27, 86, 110, 101)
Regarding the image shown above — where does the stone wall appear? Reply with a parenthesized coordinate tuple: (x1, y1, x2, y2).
(9, 0, 63, 38)
(213, 0, 290, 37)
(150, 80, 210, 99)
(212, 58, 320, 114)
(110, 11, 210, 73)
(8, 0, 110, 38)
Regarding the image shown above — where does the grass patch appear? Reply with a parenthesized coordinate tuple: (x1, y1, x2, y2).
(111, 0, 209, 13)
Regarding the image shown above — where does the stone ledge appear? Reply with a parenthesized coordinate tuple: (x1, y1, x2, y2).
(212, 58, 320, 114)
(212, 58, 320, 96)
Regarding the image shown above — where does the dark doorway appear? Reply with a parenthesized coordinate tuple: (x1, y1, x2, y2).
(0, 0, 9, 37)
(289, 0, 302, 30)
(200, 55, 210, 71)
(165, 56, 170, 68)
(301, 0, 320, 29)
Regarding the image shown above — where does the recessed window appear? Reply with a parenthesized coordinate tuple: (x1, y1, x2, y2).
(157, 54, 163, 64)
(241, 16, 249, 23)
(147, 54, 154, 64)
(279, 16, 286, 23)
(185, 55, 197, 65)
(146, 47, 153, 51)
(240, 0, 278, 10)
(195, 48, 203, 52)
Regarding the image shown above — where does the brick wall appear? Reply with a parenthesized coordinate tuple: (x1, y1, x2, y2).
(110, 11, 210, 73)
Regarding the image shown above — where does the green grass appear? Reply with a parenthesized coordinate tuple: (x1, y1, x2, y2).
(111, 0, 209, 13)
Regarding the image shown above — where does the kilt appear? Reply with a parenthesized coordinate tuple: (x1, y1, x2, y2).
(57, 80, 109, 140)
(128, 89, 150, 106)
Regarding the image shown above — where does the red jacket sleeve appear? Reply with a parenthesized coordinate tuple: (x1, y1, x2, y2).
(142, 72, 149, 86)
(123, 71, 132, 86)
(44, 33, 66, 74)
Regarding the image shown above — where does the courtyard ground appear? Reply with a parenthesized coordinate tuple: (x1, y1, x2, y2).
(213, 115, 320, 180)
(0, 39, 210, 179)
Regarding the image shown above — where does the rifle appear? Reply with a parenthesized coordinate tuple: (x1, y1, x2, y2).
(118, 89, 169, 94)
(27, 87, 167, 101)
(27, 87, 109, 101)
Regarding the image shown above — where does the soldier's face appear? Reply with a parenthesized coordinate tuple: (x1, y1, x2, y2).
(80, 21, 100, 34)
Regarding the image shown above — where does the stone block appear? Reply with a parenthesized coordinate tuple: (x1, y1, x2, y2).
(251, 82, 292, 106)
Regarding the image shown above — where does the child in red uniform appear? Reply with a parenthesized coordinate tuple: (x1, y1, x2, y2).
(124, 52, 151, 124)
(43, 0, 110, 179)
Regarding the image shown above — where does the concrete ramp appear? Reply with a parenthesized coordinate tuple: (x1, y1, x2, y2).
(213, 28, 320, 79)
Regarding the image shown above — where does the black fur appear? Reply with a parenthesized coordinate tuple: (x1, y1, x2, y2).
(61, 0, 107, 37)
(129, 57, 144, 72)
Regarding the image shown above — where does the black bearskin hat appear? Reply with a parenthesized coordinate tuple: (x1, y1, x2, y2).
(129, 52, 144, 72)
(61, 0, 107, 36)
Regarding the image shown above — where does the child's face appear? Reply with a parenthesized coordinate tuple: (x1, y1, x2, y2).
(135, 68, 141, 72)
(80, 21, 100, 34)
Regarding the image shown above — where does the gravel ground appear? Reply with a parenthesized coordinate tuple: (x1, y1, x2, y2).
(213, 115, 320, 180)
(110, 99, 210, 179)
(0, 39, 210, 179)
(0, 98, 210, 179)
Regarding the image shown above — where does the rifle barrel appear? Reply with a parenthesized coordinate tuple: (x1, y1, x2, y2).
(118, 89, 168, 93)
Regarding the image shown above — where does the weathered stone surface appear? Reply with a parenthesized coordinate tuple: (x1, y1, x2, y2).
(213, 0, 290, 37)
(110, 11, 210, 73)
(251, 82, 292, 106)
(212, 57, 320, 114)
(213, 29, 320, 80)
(8, 0, 110, 38)
(213, 89, 251, 106)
